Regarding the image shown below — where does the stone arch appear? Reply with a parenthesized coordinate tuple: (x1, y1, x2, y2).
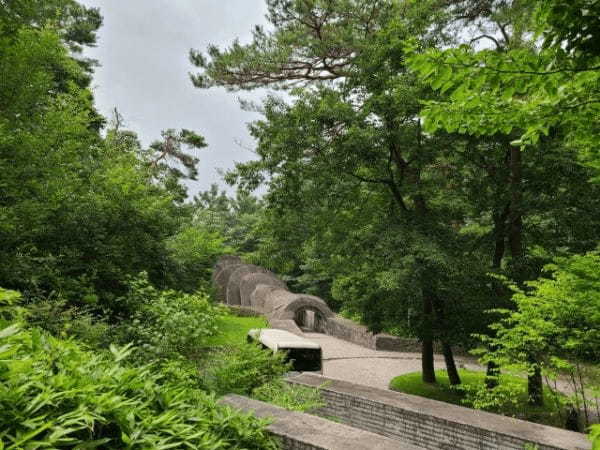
(294, 307, 328, 333)
(240, 272, 287, 308)
(262, 290, 334, 329)
(226, 264, 269, 306)
(269, 293, 334, 322)
(213, 263, 243, 302)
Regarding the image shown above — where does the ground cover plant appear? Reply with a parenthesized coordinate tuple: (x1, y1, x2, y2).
(390, 369, 566, 427)
(0, 289, 278, 449)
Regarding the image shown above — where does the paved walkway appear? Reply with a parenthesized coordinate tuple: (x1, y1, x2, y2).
(303, 332, 481, 390)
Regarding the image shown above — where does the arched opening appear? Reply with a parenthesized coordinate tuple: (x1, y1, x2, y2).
(294, 307, 327, 333)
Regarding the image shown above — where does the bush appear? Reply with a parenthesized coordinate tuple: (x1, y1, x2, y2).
(200, 343, 290, 396)
(116, 273, 224, 361)
(0, 327, 277, 449)
(25, 297, 113, 348)
(0, 289, 277, 449)
(166, 226, 232, 293)
(389, 369, 566, 427)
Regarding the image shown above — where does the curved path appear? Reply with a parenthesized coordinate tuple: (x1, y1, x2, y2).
(303, 332, 481, 390)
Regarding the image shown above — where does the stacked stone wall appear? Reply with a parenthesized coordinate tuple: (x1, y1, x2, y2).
(288, 374, 591, 450)
(219, 394, 418, 450)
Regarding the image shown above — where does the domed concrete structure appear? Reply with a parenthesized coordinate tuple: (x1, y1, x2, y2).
(226, 264, 269, 306)
(251, 285, 286, 312)
(213, 263, 244, 302)
(240, 272, 287, 308)
(212, 256, 333, 332)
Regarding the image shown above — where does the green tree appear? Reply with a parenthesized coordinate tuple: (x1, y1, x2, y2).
(0, 2, 207, 315)
(191, 0, 600, 394)
(193, 184, 264, 255)
(407, 0, 600, 404)
(478, 251, 600, 430)
(191, 0, 493, 385)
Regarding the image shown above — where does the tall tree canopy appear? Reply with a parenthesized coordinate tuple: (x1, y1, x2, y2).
(0, 0, 216, 314)
(191, 0, 600, 401)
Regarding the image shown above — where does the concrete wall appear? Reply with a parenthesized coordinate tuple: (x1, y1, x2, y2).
(219, 394, 421, 450)
(288, 373, 591, 450)
(212, 256, 466, 354)
(324, 316, 377, 348)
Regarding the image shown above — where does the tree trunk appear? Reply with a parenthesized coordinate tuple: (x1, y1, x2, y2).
(430, 294, 461, 386)
(486, 204, 510, 389)
(442, 341, 461, 385)
(421, 294, 436, 384)
(528, 365, 544, 407)
(485, 360, 500, 389)
(508, 146, 523, 269)
(508, 146, 544, 406)
(422, 339, 436, 383)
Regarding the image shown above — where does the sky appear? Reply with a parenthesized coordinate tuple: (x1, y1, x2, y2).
(78, 0, 270, 196)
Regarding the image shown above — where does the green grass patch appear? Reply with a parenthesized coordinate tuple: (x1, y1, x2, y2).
(389, 369, 566, 428)
(204, 314, 268, 347)
(390, 370, 473, 404)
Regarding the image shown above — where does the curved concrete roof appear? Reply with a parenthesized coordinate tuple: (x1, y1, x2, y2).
(226, 264, 269, 305)
(240, 272, 287, 308)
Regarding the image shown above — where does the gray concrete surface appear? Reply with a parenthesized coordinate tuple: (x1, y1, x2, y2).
(303, 332, 481, 390)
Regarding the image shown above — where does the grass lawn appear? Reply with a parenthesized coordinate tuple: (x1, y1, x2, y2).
(204, 314, 268, 347)
(389, 369, 566, 428)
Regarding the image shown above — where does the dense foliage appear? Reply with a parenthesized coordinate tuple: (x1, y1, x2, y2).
(0, 1, 223, 312)
(476, 252, 600, 428)
(191, 0, 600, 438)
(0, 2, 326, 448)
(2, 0, 599, 445)
(0, 290, 278, 449)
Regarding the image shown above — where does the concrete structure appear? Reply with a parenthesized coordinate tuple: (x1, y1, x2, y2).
(220, 394, 421, 450)
(226, 264, 269, 306)
(288, 373, 591, 450)
(212, 256, 465, 353)
(240, 272, 287, 308)
(213, 262, 243, 302)
(213, 256, 336, 333)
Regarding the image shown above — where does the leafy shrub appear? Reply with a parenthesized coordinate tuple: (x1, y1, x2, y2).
(166, 226, 232, 292)
(0, 288, 24, 321)
(0, 324, 277, 449)
(458, 377, 538, 416)
(252, 380, 325, 412)
(116, 273, 224, 360)
(200, 343, 290, 396)
(25, 297, 113, 348)
(478, 252, 600, 428)
(590, 424, 599, 449)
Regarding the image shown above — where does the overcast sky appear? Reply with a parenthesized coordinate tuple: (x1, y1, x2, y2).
(78, 0, 270, 196)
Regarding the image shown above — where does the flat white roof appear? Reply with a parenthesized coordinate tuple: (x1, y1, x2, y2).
(248, 328, 321, 351)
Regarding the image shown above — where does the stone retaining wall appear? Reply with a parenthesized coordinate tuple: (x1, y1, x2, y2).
(219, 394, 421, 450)
(288, 373, 591, 450)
